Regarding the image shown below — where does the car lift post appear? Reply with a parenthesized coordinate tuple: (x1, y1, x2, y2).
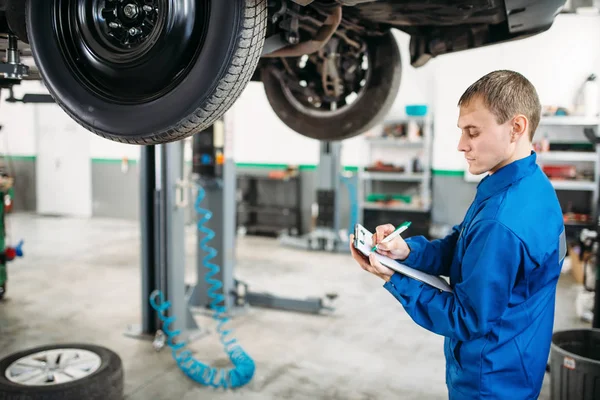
(279, 141, 351, 252)
(127, 142, 205, 343)
(186, 120, 335, 315)
(187, 120, 238, 313)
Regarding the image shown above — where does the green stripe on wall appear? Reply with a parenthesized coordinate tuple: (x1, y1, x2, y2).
(0, 155, 36, 161)
(91, 158, 138, 164)
(236, 163, 357, 172)
(43, 158, 465, 176)
(432, 169, 464, 176)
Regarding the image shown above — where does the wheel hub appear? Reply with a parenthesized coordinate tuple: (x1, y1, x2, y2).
(277, 37, 370, 116)
(54, 0, 209, 104)
(100, 0, 159, 49)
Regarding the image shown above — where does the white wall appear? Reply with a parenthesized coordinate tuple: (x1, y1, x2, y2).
(0, 81, 41, 156)
(88, 134, 141, 161)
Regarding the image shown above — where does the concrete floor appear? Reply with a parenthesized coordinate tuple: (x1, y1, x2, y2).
(0, 213, 591, 399)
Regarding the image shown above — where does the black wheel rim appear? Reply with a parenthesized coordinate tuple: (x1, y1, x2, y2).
(53, 0, 210, 104)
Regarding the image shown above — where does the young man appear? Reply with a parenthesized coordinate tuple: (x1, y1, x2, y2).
(350, 70, 566, 399)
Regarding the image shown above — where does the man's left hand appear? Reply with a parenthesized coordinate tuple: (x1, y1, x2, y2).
(349, 234, 394, 282)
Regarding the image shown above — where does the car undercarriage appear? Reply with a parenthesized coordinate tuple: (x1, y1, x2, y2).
(0, 0, 565, 143)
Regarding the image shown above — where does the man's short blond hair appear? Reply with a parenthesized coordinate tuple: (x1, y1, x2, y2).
(458, 70, 542, 141)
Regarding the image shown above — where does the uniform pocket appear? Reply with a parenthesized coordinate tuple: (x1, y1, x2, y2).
(447, 338, 463, 370)
(453, 341, 463, 369)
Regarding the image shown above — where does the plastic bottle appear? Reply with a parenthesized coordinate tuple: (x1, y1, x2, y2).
(584, 74, 598, 117)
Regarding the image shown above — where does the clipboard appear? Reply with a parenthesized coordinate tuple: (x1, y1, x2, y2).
(353, 223, 453, 293)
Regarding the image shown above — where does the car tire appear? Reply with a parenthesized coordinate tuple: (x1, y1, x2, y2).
(25, 0, 267, 144)
(0, 344, 123, 400)
(261, 31, 401, 141)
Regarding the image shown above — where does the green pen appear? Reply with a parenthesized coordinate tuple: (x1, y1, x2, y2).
(372, 221, 412, 252)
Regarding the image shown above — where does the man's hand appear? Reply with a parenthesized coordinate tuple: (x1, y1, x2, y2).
(373, 224, 411, 261)
(349, 234, 394, 282)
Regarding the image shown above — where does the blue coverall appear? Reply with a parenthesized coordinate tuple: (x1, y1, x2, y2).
(384, 152, 566, 399)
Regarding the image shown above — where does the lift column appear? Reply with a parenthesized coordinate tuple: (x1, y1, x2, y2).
(187, 120, 238, 312)
(130, 142, 203, 342)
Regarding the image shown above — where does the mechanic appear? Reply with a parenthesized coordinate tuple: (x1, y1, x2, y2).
(350, 70, 566, 399)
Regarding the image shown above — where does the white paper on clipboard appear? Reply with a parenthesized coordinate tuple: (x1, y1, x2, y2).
(354, 224, 453, 293)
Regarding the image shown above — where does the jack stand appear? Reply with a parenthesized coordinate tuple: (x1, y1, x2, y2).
(125, 143, 207, 347)
(279, 141, 352, 253)
(186, 121, 336, 316)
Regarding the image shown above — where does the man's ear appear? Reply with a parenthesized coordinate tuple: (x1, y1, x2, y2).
(511, 114, 528, 142)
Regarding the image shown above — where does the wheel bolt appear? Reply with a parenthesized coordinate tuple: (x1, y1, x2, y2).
(129, 27, 141, 36)
(143, 5, 154, 12)
(123, 4, 139, 18)
(109, 21, 122, 29)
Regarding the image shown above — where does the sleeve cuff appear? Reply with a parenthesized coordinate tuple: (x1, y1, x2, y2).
(383, 272, 413, 305)
(383, 273, 400, 296)
(400, 238, 423, 267)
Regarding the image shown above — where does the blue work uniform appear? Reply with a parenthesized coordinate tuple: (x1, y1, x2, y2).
(384, 152, 566, 399)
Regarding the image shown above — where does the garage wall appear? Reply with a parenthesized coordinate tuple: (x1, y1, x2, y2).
(0, 82, 40, 212)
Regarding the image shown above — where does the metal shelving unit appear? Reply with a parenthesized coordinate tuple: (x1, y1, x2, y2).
(537, 151, 598, 163)
(550, 180, 596, 192)
(361, 202, 430, 212)
(361, 171, 425, 182)
(358, 114, 434, 218)
(539, 116, 600, 127)
(535, 116, 600, 229)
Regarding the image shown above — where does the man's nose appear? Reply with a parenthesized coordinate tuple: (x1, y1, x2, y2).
(457, 134, 469, 153)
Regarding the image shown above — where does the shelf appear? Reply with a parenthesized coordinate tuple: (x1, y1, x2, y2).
(365, 137, 425, 147)
(362, 171, 425, 182)
(550, 180, 596, 191)
(539, 116, 600, 126)
(361, 202, 430, 213)
(237, 205, 297, 215)
(537, 151, 598, 162)
(384, 116, 429, 124)
(564, 221, 595, 228)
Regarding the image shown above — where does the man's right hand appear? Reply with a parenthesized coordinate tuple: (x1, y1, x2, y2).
(373, 224, 411, 261)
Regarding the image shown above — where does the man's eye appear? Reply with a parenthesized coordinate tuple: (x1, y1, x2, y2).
(469, 132, 479, 138)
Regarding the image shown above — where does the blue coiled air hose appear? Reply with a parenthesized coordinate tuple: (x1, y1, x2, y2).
(149, 183, 255, 389)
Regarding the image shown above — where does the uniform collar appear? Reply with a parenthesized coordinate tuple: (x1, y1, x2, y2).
(476, 151, 538, 201)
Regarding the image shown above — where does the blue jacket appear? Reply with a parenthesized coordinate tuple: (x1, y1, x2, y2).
(384, 152, 566, 399)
